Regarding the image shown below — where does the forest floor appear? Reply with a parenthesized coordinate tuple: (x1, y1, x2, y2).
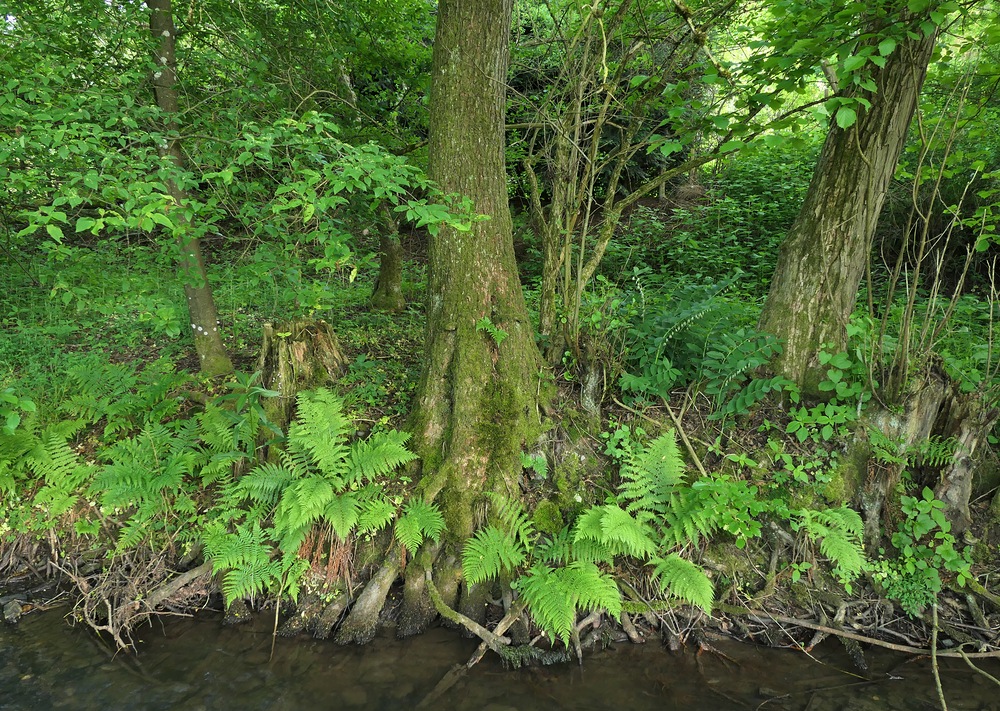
(3, 229, 1000, 676)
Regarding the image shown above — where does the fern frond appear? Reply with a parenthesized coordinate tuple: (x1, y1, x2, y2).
(275, 475, 333, 534)
(515, 562, 622, 647)
(572, 506, 606, 542)
(288, 388, 351, 478)
(535, 526, 573, 565)
(358, 495, 396, 535)
(489, 493, 537, 551)
(515, 564, 576, 647)
(462, 525, 526, 586)
(30, 429, 87, 487)
(569, 536, 616, 565)
(661, 489, 718, 548)
(804, 506, 866, 582)
(394, 499, 446, 550)
(237, 463, 295, 506)
(574, 504, 656, 559)
(559, 561, 622, 620)
(323, 492, 360, 540)
(650, 553, 714, 614)
(349, 431, 417, 484)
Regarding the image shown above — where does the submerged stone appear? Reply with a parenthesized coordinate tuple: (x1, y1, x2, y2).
(3, 600, 23, 624)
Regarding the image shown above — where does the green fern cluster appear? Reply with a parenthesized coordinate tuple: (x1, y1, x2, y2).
(0, 419, 91, 533)
(459, 431, 717, 646)
(209, 388, 441, 604)
(619, 274, 750, 400)
(514, 562, 621, 646)
(701, 327, 797, 421)
(65, 358, 188, 439)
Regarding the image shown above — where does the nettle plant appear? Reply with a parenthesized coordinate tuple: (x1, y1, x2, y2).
(871, 485, 972, 617)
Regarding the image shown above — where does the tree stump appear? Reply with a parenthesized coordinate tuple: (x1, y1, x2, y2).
(257, 319, 347, 431)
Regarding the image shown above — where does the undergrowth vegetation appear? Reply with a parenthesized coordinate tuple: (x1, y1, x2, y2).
(3, 57, 998, 655)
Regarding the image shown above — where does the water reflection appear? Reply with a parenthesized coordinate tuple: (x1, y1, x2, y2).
(1, 610, 996, 710)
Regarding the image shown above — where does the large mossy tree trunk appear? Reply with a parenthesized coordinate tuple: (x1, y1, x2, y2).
(396, 0, 545, 636)
(147, 0, 233, 377)
(758, 13, 938, 394)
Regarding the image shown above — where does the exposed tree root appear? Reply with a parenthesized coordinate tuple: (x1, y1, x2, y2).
(425, 573, 511, 653)
(335, 548, 401, 645)
(397, 542, 441, 638)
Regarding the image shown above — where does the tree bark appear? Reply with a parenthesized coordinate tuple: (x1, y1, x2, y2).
(370, 204, 406, 312)
(401, 0, 545, 633)
(758, 14, 938, 393)
(257, 319, 346, 431)
(148, 0, 233, 377)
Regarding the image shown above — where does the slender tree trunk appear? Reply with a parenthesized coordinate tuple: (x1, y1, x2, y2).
(148, 0, 233, 377)
(370, 204, 406, 312)
(758, 16, 938, 393)
(399, 0, 545, 634)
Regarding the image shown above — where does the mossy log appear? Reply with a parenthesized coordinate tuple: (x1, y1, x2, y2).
(257, 319, 347, 431)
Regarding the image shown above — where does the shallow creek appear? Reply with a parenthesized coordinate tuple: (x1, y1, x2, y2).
(1, 610, 997, 710)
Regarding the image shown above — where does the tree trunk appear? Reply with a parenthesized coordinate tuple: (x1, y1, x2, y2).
(399, 0, 545, 634)
(933, 392, 999, 535)
(257, 319, 347, 432)
(758, 15, 938, 393)
(148, 0, 233, 377)
(370, 205, 406, 313)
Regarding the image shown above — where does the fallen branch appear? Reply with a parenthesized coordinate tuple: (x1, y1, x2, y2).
(931, 603, 949, 711)
(416, 586, 526, 710)
(142, 561, 213, 610)
(717, 603, 1000, 659)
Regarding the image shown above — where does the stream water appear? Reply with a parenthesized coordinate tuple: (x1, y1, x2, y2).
(1, 609, 997, 711)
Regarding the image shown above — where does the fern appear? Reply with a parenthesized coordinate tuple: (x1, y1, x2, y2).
(660, 489, 720, 547)
(578, 504, 658, 558)
(793, 506, 866, 585)
(516, 561, 622, 646)
(350, 431, 418, 483)
(322, 492, 360, 540)
(489, 493, 537, 552)
(288, 388, 352, 482)
(236, 462, 295, 506)
(394, 499, 446, 550)
(515, 564, 576, 646)
(619, 429, 686, 515)
(358, 494, 397, 535)
(535, 526, 573, 565)
(650, 553, 714, 614)
(462, 525, 527, 586)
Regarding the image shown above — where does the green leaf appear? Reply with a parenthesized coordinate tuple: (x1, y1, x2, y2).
(878, 38, 897, 56)
(835, 106, 857, 129)
(842, 54, 867, 72)
(45, 224, 64, 242)
(75, 216, 96, 232)
(650, 553, 714, 613)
